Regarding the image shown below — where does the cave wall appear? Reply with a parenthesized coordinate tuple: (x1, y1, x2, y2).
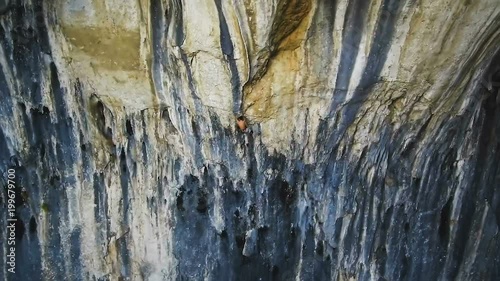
(0, 0, 499, 280)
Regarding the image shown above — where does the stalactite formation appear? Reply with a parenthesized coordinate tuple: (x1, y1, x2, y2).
(0, 0, 499, 280)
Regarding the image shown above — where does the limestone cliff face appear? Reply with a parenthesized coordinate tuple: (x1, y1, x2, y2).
(0, 0, 499, 280)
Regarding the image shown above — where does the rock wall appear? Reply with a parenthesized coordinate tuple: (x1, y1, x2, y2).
(0, 0, 499, 280)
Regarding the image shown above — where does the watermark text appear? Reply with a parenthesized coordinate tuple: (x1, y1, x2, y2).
(6, 168, 16, 274)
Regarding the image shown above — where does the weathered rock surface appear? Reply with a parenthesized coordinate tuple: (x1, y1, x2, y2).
(0, 0, 499, 280)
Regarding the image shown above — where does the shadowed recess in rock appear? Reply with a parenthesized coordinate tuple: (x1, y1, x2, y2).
(214, 0, 242, 115)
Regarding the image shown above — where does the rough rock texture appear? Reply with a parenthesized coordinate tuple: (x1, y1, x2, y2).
(1, 0, 499, 280)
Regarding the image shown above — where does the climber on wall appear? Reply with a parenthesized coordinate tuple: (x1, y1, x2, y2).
(236, 116, 249, 132)
(236, 115, 253, 148)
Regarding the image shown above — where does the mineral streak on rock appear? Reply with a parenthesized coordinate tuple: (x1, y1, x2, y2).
(0, 0, 499, 280)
